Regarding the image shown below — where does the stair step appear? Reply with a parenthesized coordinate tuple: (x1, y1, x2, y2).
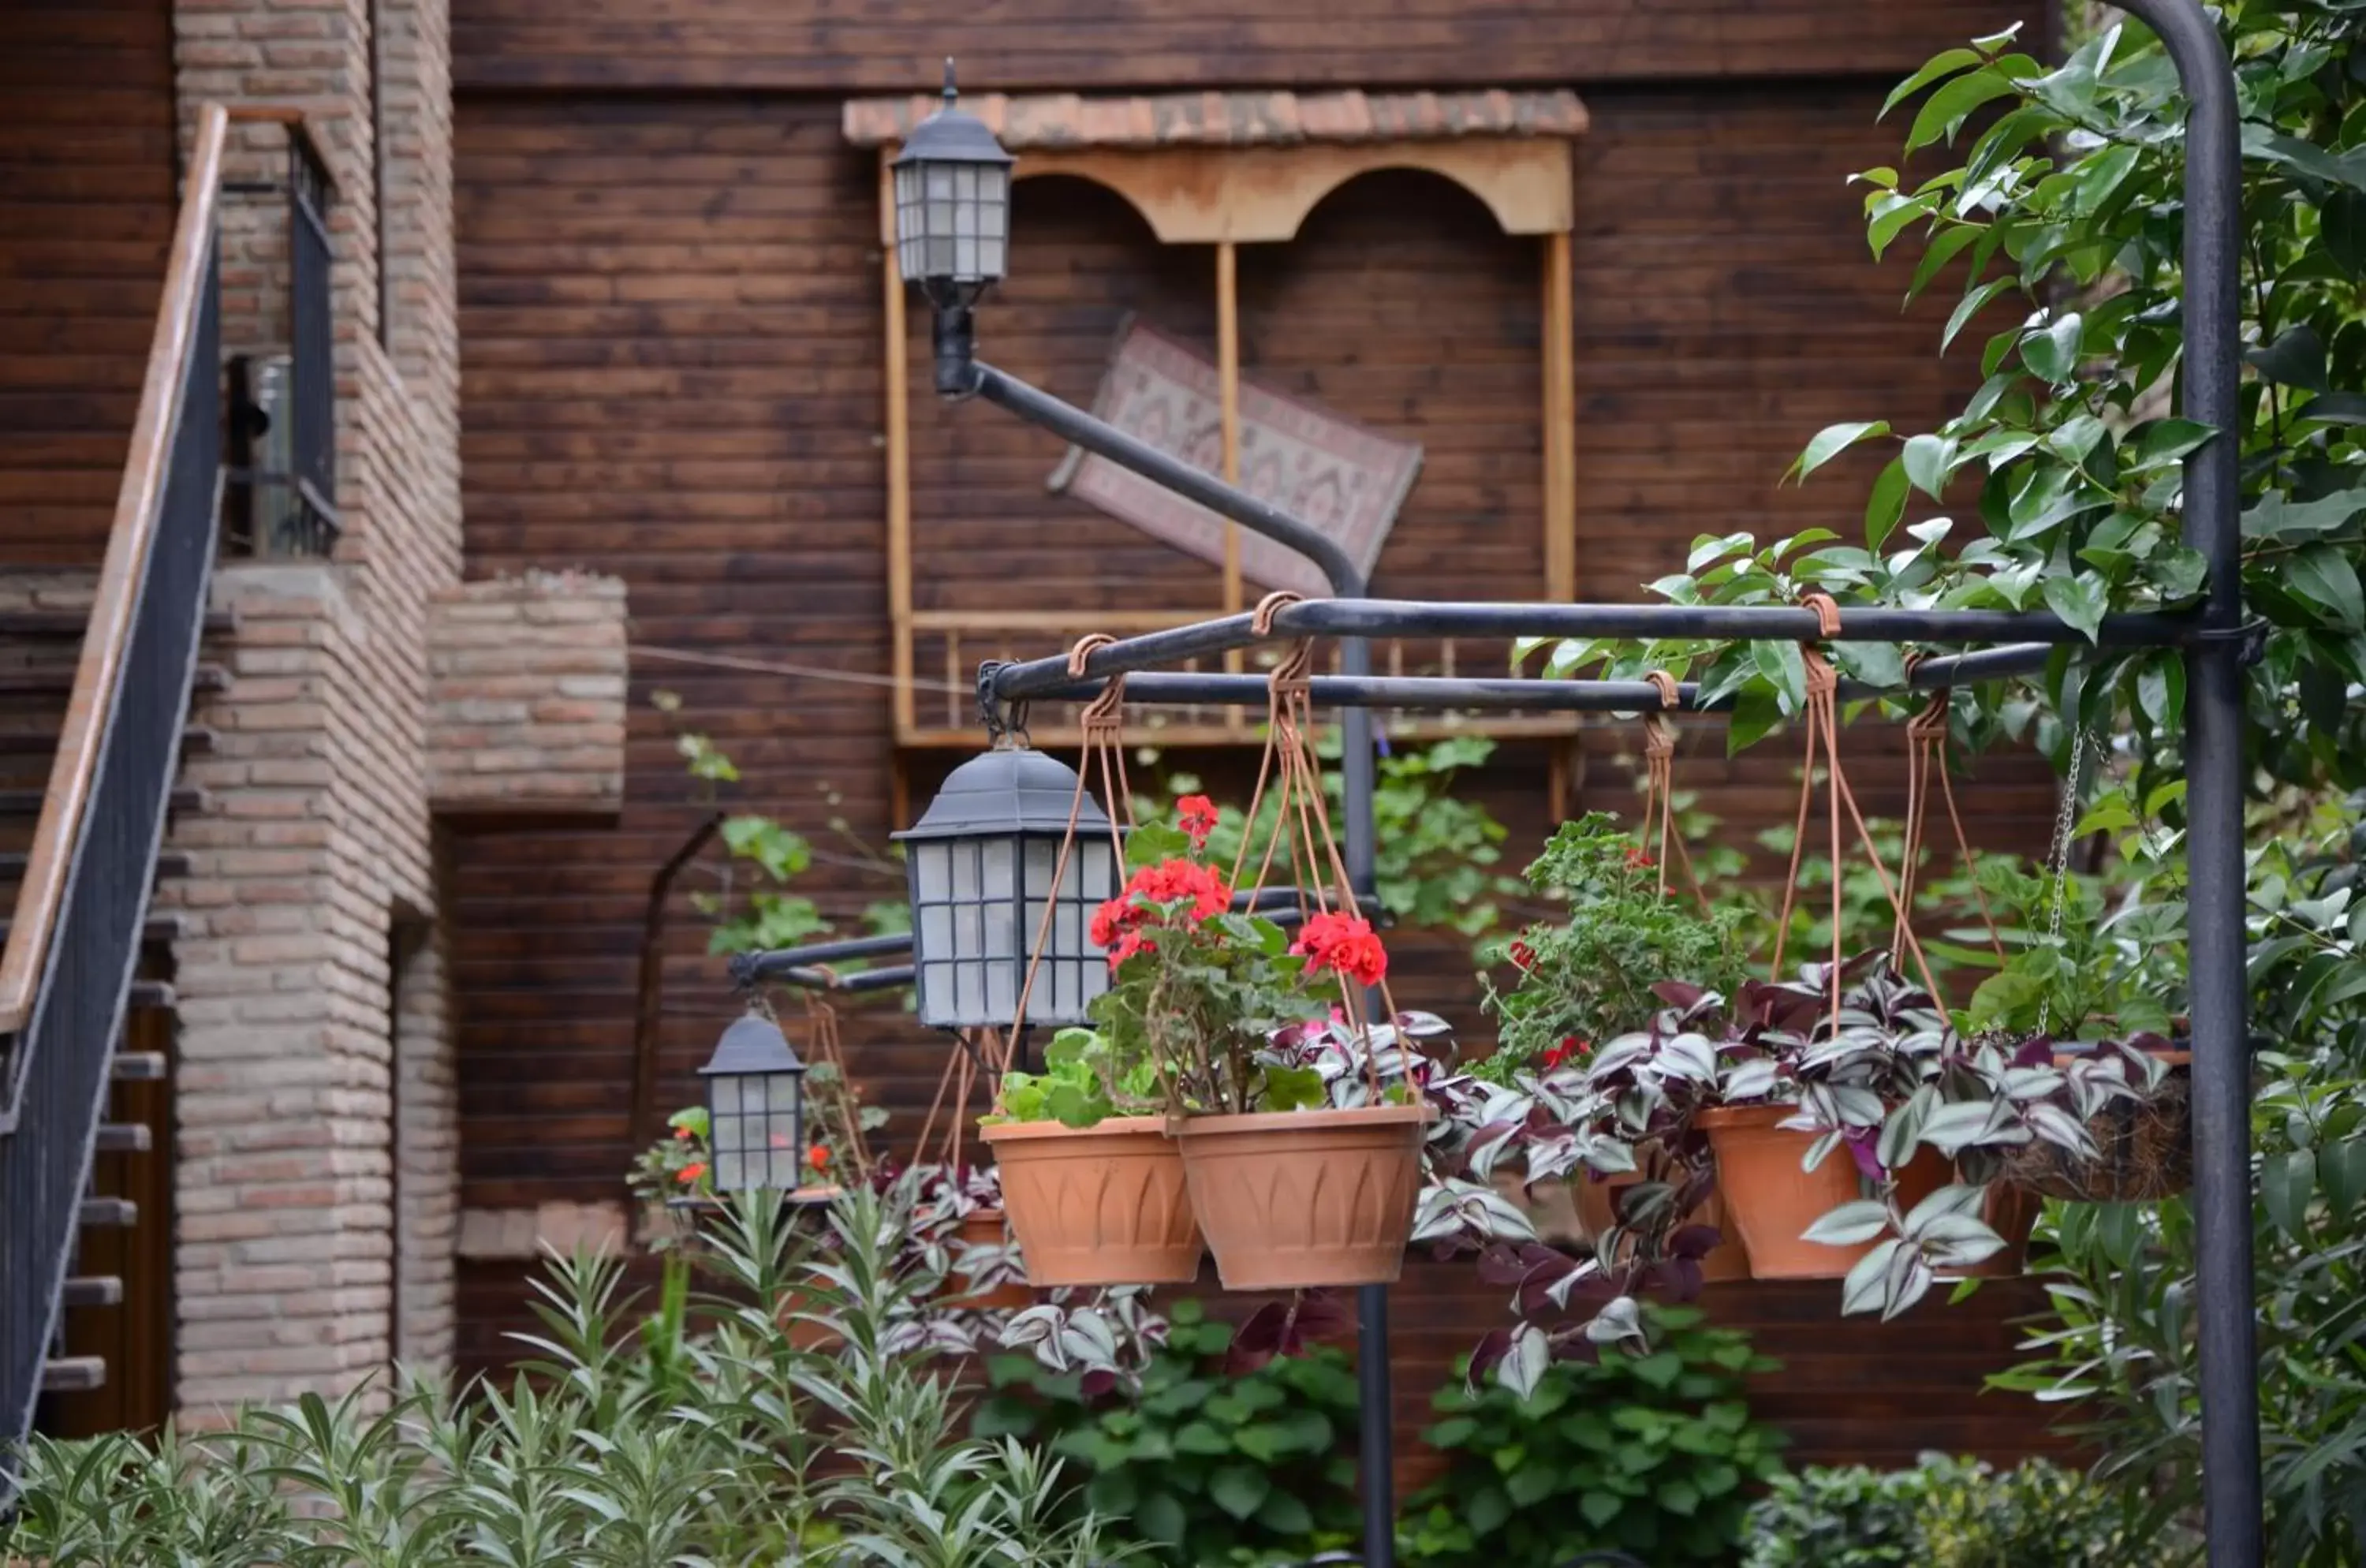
(94, 1122, 151, 1153)
(0, 785, 206, 816)
(0, 913, 181, 947)
(39, 1357, 106, 1392)
(110, 1052, 166, 1082)
(0, 664, 226, 700)
(0, 849, 189, 880)
(0, 726, 213, 759)
(0, 609, 237, 640)
(128, 980, 174, 1010)
(78, 1197, 136, 1229)
(61, 1276, 123, 1309)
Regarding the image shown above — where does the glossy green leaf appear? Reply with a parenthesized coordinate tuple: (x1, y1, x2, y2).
(2290, 545, 2366, 629)
(1786, 420, 1892, 483)
(1866, 455, 1911, 551)
(1902, 432, 1954, 499)
(2020, 312, 2084, 383)
(2042, 573, 2107, 642)
(1942, 278, 2017, 353)
(1883, 48, 1985, 118)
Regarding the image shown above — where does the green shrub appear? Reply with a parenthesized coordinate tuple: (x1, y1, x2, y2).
(2, 1187, 1120, 1568)
(1399, 1305, 1786, 1566)
(973, 1297, 1361, 1564)
(1742, 1452, 2166, 1568)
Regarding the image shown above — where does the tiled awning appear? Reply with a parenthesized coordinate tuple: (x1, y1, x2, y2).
(841, 88, 1588, 152)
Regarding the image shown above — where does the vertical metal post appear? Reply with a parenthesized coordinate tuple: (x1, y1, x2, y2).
(1340, 662, 1393, 1568)
(2120, 4, 2258, 1563)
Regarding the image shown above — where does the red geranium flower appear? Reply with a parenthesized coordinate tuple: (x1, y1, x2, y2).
(673, 1125, 693, 1141)
(1177, 794, 1220, 849)
(1109, 929, 1159, 970)
(1121, 857, 1230, 920)
(676, 1162, 707, 1185)
(1293, 910, 1387, 988)
(1508, 939, 1536, 973)
(808, 1144, 830, 1171)
(1625, 846, 1656, 869)
(1540, 1036, 1588, 1070)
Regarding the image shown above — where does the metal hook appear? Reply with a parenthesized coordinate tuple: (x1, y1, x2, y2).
(976, 661, 1030, 749)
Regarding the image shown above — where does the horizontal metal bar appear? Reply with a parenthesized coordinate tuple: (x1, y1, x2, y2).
(990, 599, 2187, 702)
(774, 963, 914, 994)
(1011, 643, 2060, 715)
(733, 931, 916, 986)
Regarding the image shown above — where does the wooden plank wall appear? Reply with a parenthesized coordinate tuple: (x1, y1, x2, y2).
(452, 0, 2025, 93)
(450, 21, 2071, 1469)
(0, 0, 177, 568)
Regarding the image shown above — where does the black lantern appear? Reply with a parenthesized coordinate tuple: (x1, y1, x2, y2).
(893, 745, 1118, 1031)
(890, 60, 1014, 309)
(700, 1006, 808, 1193)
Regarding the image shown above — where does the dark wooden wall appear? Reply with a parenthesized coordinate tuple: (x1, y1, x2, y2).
(0, 0, 177, 568)
(452, 0, 2023, 93)
(450, 5, 2073, 1466)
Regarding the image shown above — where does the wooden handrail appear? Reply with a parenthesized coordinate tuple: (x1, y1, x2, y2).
(0, 105, 229, 1036)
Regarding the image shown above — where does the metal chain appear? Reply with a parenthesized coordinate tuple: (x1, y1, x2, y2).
(2036, 729, 2089, 1036)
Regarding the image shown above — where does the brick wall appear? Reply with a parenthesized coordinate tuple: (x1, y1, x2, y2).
(426, 573, 628, 819)
(164, 0, 467, 1417)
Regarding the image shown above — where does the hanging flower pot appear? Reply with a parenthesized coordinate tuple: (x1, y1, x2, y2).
(1998, 1043, 2192, 1202)
(1178, 1101, 1432, 1290)
(1696, 1104, 1869, 1279)
(979, 629, 1454, 1295)
(981, 1118, 1202, 1286)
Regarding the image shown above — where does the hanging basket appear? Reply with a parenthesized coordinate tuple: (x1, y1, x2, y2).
(1997, 1048, 2193, 1203)
(1177, 1103, 1432, 1290)
(982, 1118, 1204, 1286)
(1696, 1105, 1868, 1279)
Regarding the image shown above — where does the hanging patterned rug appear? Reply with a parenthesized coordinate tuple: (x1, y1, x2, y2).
(1045, 317, 1423, 598)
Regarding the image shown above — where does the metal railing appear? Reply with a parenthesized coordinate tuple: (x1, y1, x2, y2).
(222, 110, 341, 559)
(0, 106, 233, 1463)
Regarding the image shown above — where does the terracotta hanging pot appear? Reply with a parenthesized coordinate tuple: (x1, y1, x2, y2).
(1177, 1103, 1431, 1290)
(1573, 1170, 1750, 1283)
(1890, 1145, 2039, 1279)
(980, 1117, 1204, 1287)
(1696, 1104, 1868, 1279)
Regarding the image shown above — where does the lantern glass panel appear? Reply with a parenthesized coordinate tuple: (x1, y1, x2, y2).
(915, 838, 951, 902)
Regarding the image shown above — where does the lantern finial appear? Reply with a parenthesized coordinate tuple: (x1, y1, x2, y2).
(942, 57, 958, 106)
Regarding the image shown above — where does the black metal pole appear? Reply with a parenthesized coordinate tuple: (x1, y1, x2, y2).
(2118, 3, 2258, 1563)
(942, 321, 1396, 1568)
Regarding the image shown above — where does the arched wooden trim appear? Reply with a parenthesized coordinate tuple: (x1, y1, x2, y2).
(1010, 137, 1573, 244)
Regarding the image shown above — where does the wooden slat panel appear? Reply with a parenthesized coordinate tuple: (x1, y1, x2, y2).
(450, 0, 2027, 93)
(0, 0, 176, 569)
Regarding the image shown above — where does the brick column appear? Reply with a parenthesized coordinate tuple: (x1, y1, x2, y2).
(168, 566, 400, 1414)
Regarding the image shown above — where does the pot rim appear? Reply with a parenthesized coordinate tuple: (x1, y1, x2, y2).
(1176, 1103, 1435, 1136)
(980, 1114, 1177, 1144)
(1692, 1102, 1802, 1129)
